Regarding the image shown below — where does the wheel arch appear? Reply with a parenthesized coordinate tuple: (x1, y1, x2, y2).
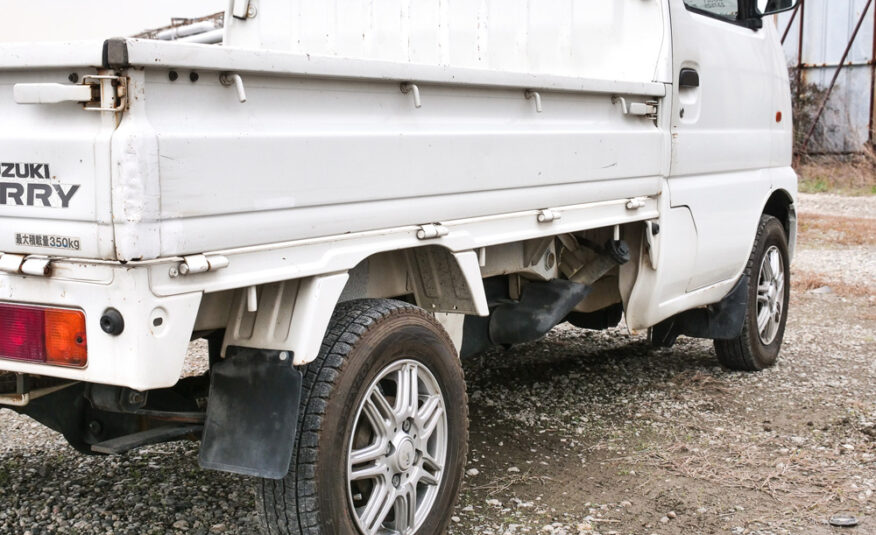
(220, 245, 488, 366)
(762, 188, 797, 259)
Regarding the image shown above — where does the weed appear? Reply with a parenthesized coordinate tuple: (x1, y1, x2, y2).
(795, 150, 876, 196)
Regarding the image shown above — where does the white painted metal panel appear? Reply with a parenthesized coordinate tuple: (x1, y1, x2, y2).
(0, 267, 201, 391)
(223, 0, 667, 85)
(669, 0, 791, 292)
(96, 20, 671, 261)
(0, 41, 104, 70)
(141, 72, 665, 258)
(0, 68, 116, 260)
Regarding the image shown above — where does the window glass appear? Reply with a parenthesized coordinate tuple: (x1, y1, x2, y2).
(683, 0, 740, 20)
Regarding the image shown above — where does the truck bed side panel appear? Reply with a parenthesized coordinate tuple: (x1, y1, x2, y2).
(139, 72, 665, 257)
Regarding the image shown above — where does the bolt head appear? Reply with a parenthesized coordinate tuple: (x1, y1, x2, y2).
(391, 474, 401, 487)
(402, 420, 412, 433)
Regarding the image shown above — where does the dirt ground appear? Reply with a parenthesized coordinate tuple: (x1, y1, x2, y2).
(0, 192, 873, 535)
(446, 193, 876, 535)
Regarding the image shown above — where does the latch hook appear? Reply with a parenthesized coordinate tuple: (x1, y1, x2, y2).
(220, 73, 247, 103)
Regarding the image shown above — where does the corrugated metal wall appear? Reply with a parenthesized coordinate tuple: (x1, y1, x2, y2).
(778, 0, 875, 153)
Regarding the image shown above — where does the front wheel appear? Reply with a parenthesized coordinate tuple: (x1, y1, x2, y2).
(257, 299, 468, 535)
(714, 215, 791, 371)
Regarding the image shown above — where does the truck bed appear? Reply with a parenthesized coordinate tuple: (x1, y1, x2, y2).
(1, 32, 667, 262)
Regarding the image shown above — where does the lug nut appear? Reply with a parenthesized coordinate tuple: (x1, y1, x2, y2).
(392, 474, 401, 488)
(402, 419, 412, 433)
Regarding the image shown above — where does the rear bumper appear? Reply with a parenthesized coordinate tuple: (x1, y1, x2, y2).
(0, 263, 202, 391)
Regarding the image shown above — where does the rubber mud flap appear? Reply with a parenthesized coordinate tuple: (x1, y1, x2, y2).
(199, 346, 302, 479)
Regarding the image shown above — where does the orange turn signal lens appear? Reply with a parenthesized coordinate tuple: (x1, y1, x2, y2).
(44, 309, 88, 367)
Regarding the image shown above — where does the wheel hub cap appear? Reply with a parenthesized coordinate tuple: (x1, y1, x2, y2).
(394, 437, 416, 472)
(756, 245, 785, 345)
(347, 360, 448, 535)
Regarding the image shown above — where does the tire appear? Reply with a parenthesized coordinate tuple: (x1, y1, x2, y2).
(256, 299, 468, 535)
(714, 215, 790, 371)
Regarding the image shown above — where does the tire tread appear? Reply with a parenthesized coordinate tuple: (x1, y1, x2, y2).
(714, 214, 788, 371)
(257, 298, 465, 534)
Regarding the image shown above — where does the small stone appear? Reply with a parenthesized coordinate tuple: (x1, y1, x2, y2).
(667, 511, 677, 519)
(829, 514, 859, 527)
(451, 516, 461, 523)
(173, 520, 190, 530)
(620, 501, 632, 508)
(486, 499, 502, 507)
(466, 468, 480, 477)
(659, 516, 670, 524)
(507, 466, 520, 473)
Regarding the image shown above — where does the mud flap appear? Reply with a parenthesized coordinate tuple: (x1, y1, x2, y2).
(651, 275, 750, 347)
(199, 346, 302, 479)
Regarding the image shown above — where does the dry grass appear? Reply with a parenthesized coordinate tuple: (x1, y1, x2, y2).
(797, 212, 876, 247)
(634, 437, 873, 514)
(471, 470, 554, 496)
(796, 151, 876, 196)
(792, 269, 872, 299)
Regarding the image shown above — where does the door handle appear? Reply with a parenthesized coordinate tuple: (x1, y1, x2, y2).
(679, 68, 700, 88)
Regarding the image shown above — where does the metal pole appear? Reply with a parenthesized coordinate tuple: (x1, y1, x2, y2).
(870, 3, 876, 144)
(795, 0, 805, 101)
(781, 2, 801, 44)
(802, 0, 875, 153)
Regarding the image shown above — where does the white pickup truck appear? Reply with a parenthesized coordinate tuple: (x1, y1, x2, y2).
(1, 0, 798, 533)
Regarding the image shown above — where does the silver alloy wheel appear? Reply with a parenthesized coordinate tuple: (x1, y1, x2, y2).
(756, 245, 785, 345)
(347, 359, 448, 535)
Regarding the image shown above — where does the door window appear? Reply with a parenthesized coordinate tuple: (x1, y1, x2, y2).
(683, 0, 740, 21)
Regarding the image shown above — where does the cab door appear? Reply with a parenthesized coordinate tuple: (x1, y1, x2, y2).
(668, 0, 781, 291)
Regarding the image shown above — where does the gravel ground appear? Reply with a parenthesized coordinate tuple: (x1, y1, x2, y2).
(1, 193, 874, 535)
(797, 193, 876, 218)
(794, 193, 876, 290)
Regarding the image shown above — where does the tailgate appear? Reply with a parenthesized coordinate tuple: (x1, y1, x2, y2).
(0, 42, 117, 260)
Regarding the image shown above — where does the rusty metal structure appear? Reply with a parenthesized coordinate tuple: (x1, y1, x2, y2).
(778, 0, 876, 153)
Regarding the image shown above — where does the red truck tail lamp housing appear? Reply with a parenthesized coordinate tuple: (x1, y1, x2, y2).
(0, 303, 87, 368)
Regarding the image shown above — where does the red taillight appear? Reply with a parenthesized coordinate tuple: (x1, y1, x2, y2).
(0, 303, 87, 368)
(0, 305, 45, 362)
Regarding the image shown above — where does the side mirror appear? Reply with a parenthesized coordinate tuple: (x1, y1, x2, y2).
(756, 0, 798, 16)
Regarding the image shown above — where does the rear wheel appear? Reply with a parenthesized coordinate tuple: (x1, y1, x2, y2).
(256, 299, 468, 535)
(714, 215, 790, 371)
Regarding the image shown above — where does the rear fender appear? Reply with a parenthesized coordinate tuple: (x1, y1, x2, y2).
(220, 248, 487, 366)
